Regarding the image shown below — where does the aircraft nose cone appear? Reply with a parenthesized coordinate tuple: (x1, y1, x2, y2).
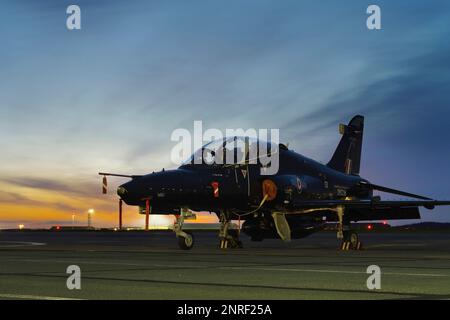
(117, 186, 128, 197)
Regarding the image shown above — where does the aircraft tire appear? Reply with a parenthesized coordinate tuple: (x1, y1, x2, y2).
(343, 230, 359, 249)
(228, 230, 243, 248)
(178, 231, 194, 250)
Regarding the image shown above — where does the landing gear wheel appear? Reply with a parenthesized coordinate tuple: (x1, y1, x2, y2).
(233, 239, 243, 248)
(219, 237, 242, 249)
(219, 230, 243, 249)
(229, 230, 243, 248)
(178, 231, 194, 250)
(343, 230, 359, 250)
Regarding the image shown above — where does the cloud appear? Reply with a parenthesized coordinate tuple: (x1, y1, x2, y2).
(0, 176, 101, 199)
(0, 190, 77, 212)
(1, 1, 450, 225)
(283, 39, 450, 148)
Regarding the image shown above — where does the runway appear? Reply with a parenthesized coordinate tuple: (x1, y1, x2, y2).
(0, 231, 449, 300)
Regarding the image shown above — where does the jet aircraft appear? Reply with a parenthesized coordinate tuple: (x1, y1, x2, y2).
(100, 115, 450, 249)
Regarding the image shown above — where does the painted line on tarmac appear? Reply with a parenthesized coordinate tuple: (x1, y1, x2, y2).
(221, 266, 450, 277)
(367, 243, 427, 248)
(0, 293, 82, 300)
(425, 255, 450, 259)
(8, 258, 449, 277)
(7, 258, 142, 266)
(0, 242, 46, 248)
(6, 258, 206, 269)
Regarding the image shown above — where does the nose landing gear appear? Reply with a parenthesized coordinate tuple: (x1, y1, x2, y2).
(178, 231, 194, 250)
(174, 209, 196, 250)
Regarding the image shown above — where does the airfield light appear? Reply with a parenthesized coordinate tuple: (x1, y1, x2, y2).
(87, 209, 95, 228)
(367, 224, 373, 230)
(18, 224, 24, 230)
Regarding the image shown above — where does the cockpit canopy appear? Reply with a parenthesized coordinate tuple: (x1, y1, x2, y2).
(181, 136, 283, 167)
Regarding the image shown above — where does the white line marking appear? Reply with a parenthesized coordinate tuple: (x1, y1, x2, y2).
(368, 243, 427, 248)
(0, 293, 82, 300)
(6, 259, 447, 278)
(6, 258, 206, 269)
(6, 258, 142, 266)
(221, 267, 450, 277)
(0, 241, 46, 248)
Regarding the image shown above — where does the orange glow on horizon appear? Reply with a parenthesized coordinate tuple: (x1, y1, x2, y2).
(0, 180, 219, 229)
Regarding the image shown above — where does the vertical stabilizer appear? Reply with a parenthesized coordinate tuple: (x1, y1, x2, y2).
(327, 115, 364, 175)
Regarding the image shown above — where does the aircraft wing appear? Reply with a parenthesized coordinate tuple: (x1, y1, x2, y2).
(289, 199, 450, 221)
(291, 199, 450, 210)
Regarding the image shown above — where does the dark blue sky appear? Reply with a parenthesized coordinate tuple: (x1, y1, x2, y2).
(0, 0, 449, 226)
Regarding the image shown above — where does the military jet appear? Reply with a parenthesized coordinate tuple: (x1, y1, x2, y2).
(100, 115, 450, 250)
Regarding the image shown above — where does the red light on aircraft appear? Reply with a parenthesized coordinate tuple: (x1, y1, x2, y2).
(211, 181, 219, 198)
(382, 220, 387, 225)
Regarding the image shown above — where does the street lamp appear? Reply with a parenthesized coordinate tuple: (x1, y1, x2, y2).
(87, 209, 94, 228)
(72, 214, 76, 228)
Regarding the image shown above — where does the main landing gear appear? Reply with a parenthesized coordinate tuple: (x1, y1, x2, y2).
(219, 211, 243, 249)
(341, 230, 362, 250)
(336, 206, 362, 250)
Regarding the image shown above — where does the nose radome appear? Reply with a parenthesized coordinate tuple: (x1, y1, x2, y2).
(117, 186, 128, 197)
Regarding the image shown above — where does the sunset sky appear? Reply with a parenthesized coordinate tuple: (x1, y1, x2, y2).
(1, 0, 450, 229)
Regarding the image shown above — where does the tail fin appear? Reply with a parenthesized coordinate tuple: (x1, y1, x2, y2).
(327, 115, 364, 175)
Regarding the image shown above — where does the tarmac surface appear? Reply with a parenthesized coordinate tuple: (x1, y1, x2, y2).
(0, 230, 449, 300)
